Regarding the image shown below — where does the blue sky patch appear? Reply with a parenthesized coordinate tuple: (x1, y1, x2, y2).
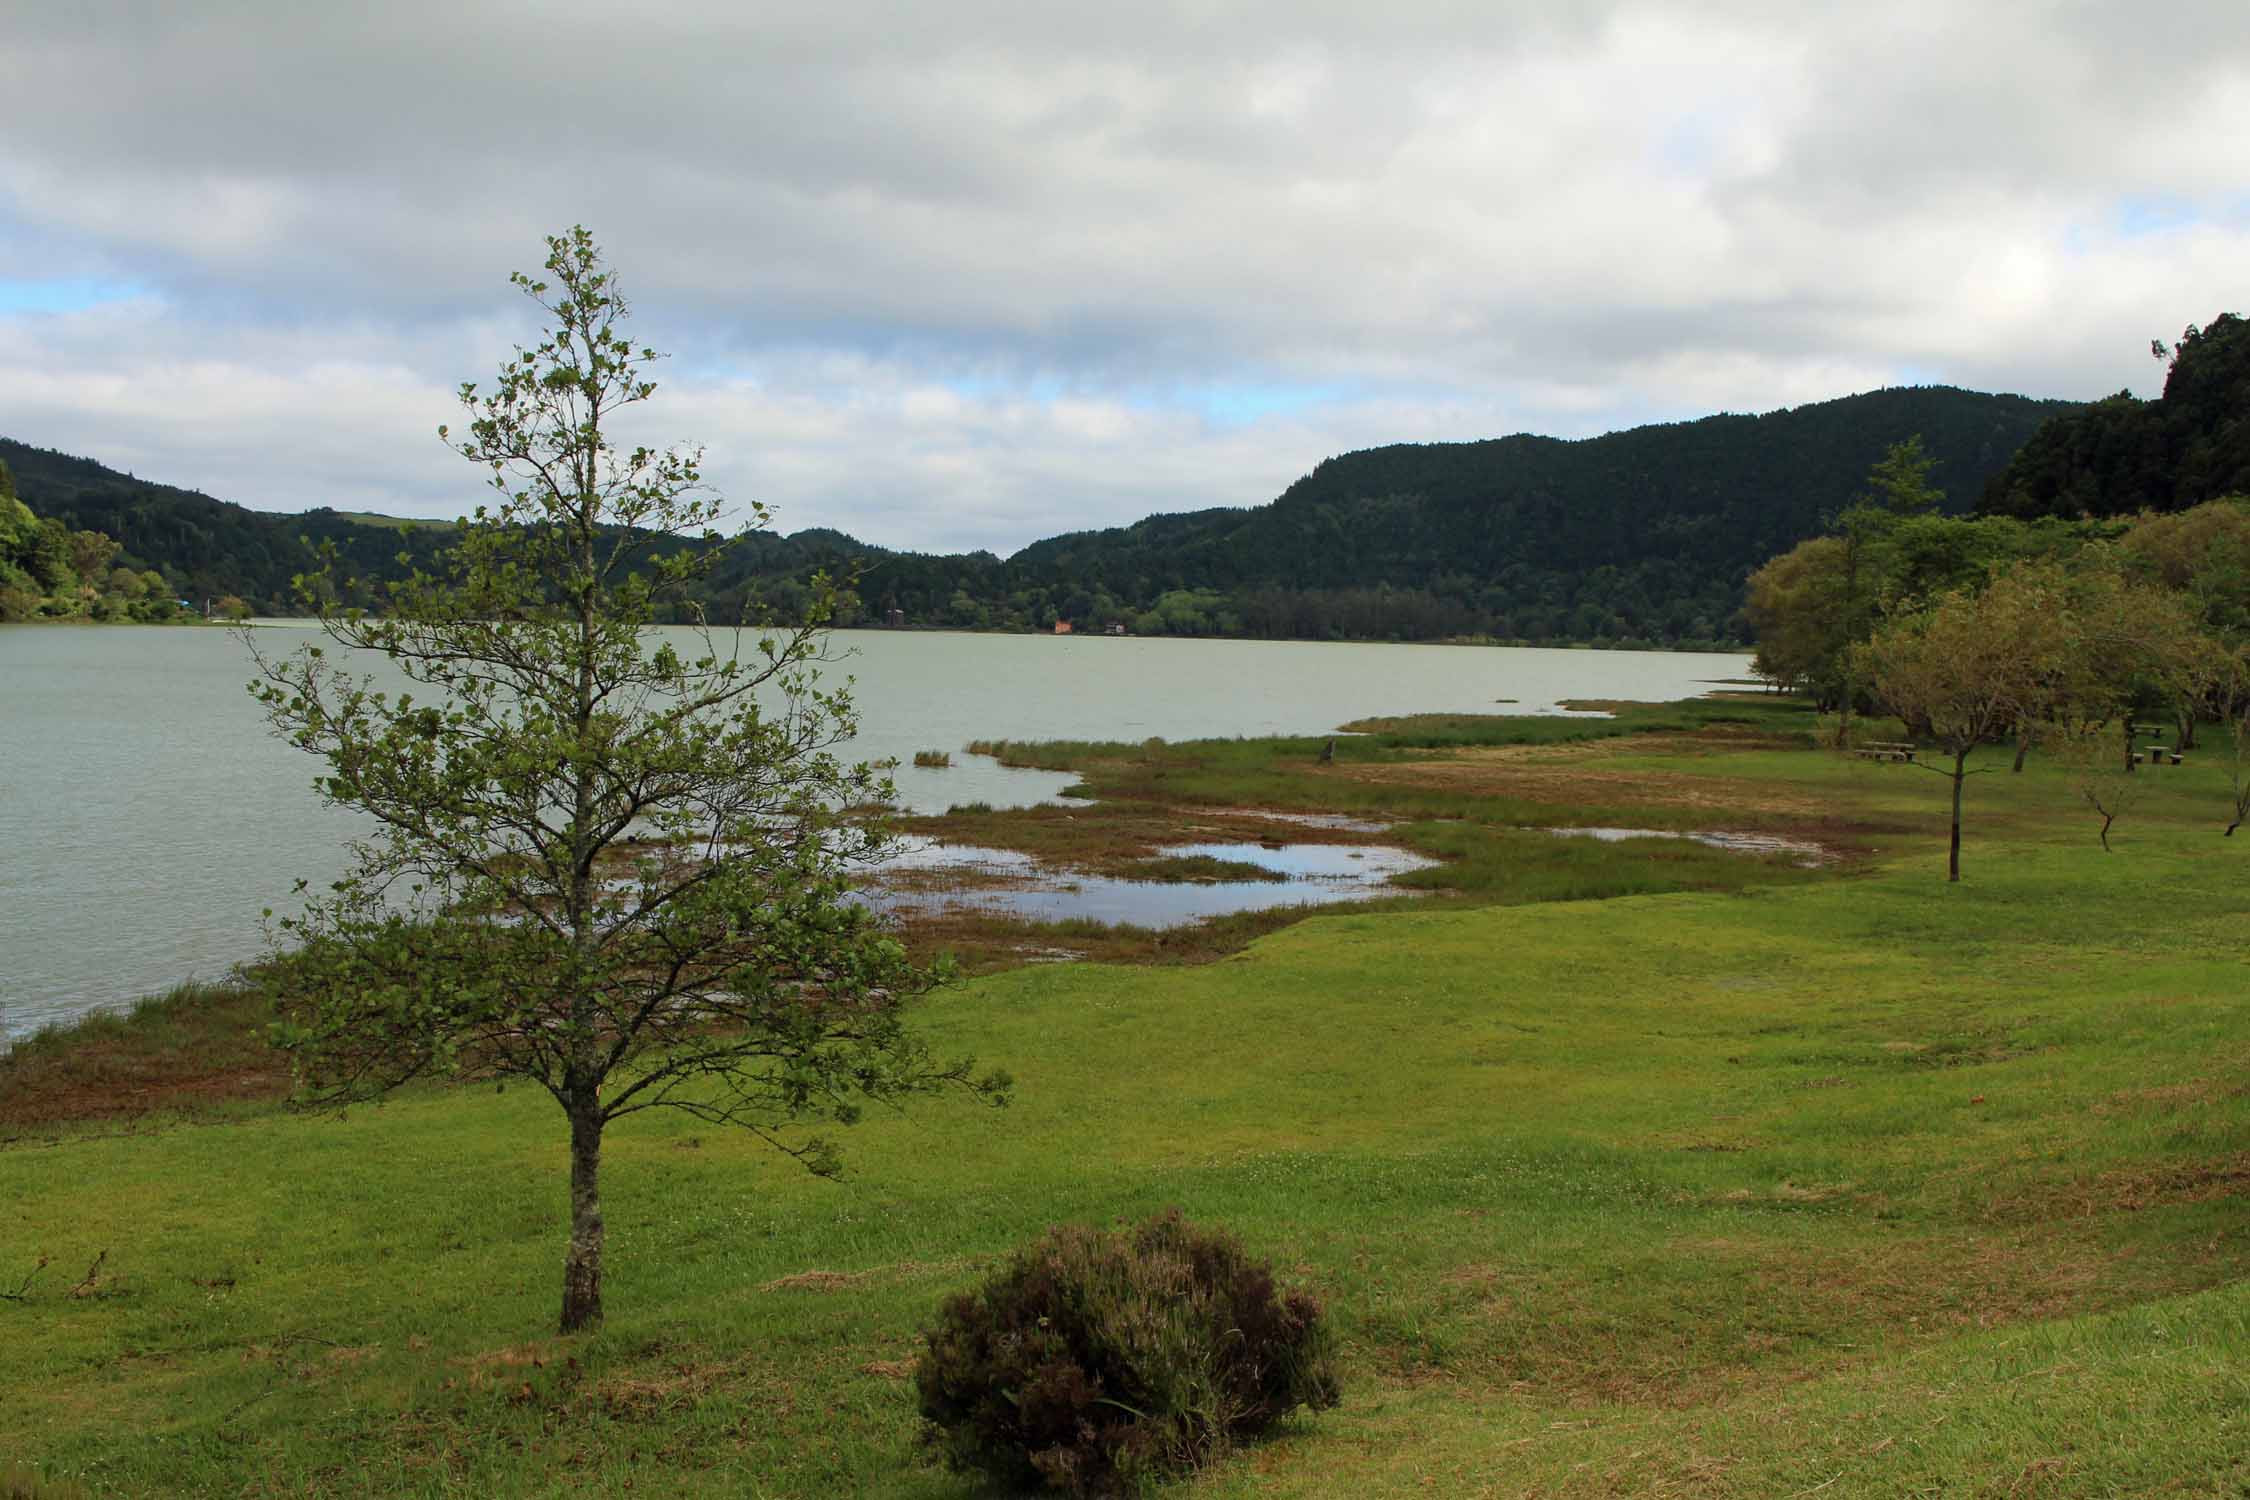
(0, 277, 150, 314)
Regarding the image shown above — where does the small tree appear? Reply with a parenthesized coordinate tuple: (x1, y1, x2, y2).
(1862, 557, 2205, 880)
(2214, 647, 2250, 837)
(2046, 717, 2142, 850)
(249, 228, 1005, 1334)
(1859, 567, 2068, 881)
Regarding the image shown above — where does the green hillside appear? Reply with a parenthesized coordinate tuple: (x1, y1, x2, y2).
(4, 383, 2070, 642)
(1001, 385, 2068, 642)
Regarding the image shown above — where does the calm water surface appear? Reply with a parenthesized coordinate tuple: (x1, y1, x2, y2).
(0, 625, 1748, 1037)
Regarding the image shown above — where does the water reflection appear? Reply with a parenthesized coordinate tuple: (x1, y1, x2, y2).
(860, 838, 1437, 927)
(1545, 826, 1831, 866)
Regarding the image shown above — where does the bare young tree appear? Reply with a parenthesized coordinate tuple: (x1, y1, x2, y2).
(248, 228, 1006, 1334)
(2215, 648, 2250, 837)
(2045, 717, 2143, 850)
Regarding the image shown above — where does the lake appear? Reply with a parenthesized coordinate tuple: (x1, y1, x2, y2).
(0, 625, 1750, 1038)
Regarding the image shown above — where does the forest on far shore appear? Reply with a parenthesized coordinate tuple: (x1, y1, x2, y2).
(2, 381, 2068, 646)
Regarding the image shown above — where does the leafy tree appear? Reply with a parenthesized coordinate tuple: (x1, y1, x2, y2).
(1861, 559, 2204, 880)
(1745, 535, 1855, 700)
(1866, 433, 1944, 516)
(1745, 438, 1948, 717)
(248, 228, 1006, 1334)
(2118, 498, 2250, 643)
(1859, 568, 2069, 880)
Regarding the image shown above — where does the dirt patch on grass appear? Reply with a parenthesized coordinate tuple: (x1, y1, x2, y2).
(859, 1359, 916, 1381)
(1982, 1152, 2250, 1223)
(593, 1361, 728, 1417)
(761, 1269, 866, 1293)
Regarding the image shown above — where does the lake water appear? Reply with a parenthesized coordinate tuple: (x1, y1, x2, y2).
(0, 625, 1749, 1038)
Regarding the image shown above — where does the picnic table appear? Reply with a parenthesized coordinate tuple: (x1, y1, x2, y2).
(1850, 741, 1917, 763)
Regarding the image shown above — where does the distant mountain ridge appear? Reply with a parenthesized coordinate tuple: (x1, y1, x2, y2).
(3, 383, 2076, 644)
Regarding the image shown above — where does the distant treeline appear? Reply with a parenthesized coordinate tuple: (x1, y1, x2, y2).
(5, 383, 2067, 644)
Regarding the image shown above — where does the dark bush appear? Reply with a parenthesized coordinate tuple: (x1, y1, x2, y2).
(915, 1209, 1340, 1495)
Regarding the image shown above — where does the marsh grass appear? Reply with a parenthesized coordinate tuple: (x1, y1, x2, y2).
(0, 980, 284, 1130)
(1106, 853, 1292, 883)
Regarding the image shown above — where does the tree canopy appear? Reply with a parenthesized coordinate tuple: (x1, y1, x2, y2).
(249, 228, 1006, 1334)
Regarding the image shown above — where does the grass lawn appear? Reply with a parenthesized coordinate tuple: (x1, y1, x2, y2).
(3, 707, 2246, 1496)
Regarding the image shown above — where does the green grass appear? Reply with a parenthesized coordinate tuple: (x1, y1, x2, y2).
(4, 719, 2248, 1495)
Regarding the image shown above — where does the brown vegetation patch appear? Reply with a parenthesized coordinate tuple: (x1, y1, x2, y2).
(894, 903, 1306, 977)
(0, 1063, 289, 1132)
(456, 1342, 558, 1377)
(593, 1362, 726, 1418)
(859, 862, 1041, 897)
(0, 986, 290, 1131)
(760, 1269, 866, 1293)
(1333, 750, 1824, 818)
(758, 1257, 970, 1295)
(1982, 1152, 2250, 1223)
(2095, 1076, 2239, 1116)
(900, 801, 1394, 869)
(859, 1359, 916, 1380)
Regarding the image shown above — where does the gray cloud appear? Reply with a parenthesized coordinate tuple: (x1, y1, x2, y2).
(4, 0, 2247, 551)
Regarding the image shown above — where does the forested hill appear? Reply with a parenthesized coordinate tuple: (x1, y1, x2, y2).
(0, 439, 460, 612)
(989, 386, 2072, 643)
(1980, 313, 2250, 521)
(5, 383, 2070, 645)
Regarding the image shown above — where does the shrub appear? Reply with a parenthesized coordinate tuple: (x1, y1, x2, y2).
(916, 1210, 1339, 1495)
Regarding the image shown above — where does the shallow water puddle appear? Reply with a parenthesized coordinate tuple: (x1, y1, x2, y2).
(1545, 826, 1832, 865)
(860, 838, 1436, 927)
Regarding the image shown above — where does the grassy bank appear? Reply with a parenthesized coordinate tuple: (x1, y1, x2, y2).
(3, 709, 2246, 1495)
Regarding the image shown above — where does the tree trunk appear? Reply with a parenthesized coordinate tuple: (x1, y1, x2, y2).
(2011, 727, 2030, 773)
(1948, 747, 1967, 882)
(560, 1104, 605, 1333)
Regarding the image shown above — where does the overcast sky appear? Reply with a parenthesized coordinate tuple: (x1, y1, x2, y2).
(4, 1, 2246, 554)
